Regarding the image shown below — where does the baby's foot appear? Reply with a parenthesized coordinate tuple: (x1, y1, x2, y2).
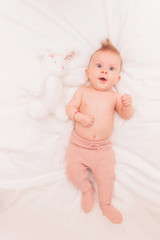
(101, 205, 123, 224)
(81, 188, 94, 213)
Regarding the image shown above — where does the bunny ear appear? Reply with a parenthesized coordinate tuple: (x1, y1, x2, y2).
(64, 51, 76, 61)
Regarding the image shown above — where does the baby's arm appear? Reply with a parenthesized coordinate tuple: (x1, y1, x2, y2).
(66, 87, 94, 127)
(115, 93, 134, 119)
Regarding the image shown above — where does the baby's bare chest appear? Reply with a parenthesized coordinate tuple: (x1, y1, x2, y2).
(80, 91, 116, 115)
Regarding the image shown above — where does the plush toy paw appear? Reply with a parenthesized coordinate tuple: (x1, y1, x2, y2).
(54, 105, 68, 122)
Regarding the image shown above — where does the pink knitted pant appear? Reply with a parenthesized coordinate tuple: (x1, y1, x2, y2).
(66, 131, 116, 209)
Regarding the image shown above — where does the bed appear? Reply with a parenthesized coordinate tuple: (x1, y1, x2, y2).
(0, 0, 160, 239)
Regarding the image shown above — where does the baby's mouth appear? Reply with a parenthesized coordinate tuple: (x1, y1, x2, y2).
(99, 77, 107, 82)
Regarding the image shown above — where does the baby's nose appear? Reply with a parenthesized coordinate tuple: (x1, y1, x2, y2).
(102, 69, 107, 74)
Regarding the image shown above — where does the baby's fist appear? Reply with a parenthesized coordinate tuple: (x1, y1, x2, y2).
(81, 115, 94, 127)
(121, 94, 132, 107)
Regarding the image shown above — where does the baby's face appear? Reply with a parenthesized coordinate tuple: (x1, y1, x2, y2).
(86, 50, 121, 91)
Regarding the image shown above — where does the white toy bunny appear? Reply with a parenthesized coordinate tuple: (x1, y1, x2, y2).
(29, 50, 75, 121)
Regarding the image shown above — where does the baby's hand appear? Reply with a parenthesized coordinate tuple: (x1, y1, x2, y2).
(121, 94, 132, 107)
(80, 114, 95, 127)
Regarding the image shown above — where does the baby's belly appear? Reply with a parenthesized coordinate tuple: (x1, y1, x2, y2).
(75, 119, 114, 141)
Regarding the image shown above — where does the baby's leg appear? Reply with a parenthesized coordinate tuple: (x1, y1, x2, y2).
(66, 143, 94, 213)
(92, 147, 122, 224)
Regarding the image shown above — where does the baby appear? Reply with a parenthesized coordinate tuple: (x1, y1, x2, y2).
(65, 39, 134, 224)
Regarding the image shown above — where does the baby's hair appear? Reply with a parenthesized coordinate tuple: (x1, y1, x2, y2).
(99, 38, 120, 55)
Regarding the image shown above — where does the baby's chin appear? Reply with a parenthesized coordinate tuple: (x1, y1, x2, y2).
(92, 84, 110, 91)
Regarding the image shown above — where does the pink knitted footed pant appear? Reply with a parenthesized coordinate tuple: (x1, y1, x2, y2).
(66, 131, 122, 224)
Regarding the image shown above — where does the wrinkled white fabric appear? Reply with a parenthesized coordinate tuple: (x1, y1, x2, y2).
(0, 0, 160, 239)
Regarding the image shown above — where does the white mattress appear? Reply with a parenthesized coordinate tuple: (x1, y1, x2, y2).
(0, 0, 160, 239)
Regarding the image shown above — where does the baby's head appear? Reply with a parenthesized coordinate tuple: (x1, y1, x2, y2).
(85, 39, 122, 91)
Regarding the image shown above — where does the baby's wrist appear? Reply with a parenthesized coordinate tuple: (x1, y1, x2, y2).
(121, 105, 134, 119)
(73, 111, 80, 121)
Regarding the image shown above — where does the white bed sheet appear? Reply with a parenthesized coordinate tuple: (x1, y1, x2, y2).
(0, 0, 160, 239)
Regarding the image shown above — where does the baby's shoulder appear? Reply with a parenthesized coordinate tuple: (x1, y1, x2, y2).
(109, 90, 121, 104)
(78, 86, 91, 93)
(110, 90, 121, 97)
(74, 86, 88, 98)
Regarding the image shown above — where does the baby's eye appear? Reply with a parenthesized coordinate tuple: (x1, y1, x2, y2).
(97, 64, 102, 68)
(109, 67, 115, 71)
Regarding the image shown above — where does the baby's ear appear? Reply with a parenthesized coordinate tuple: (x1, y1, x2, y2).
(117, 75, 121, 82)
(85, 68, 89, 79)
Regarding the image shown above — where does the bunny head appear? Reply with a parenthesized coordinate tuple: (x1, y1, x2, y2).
(41, 50, 76, 77)
(42, 54, 66, 77)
